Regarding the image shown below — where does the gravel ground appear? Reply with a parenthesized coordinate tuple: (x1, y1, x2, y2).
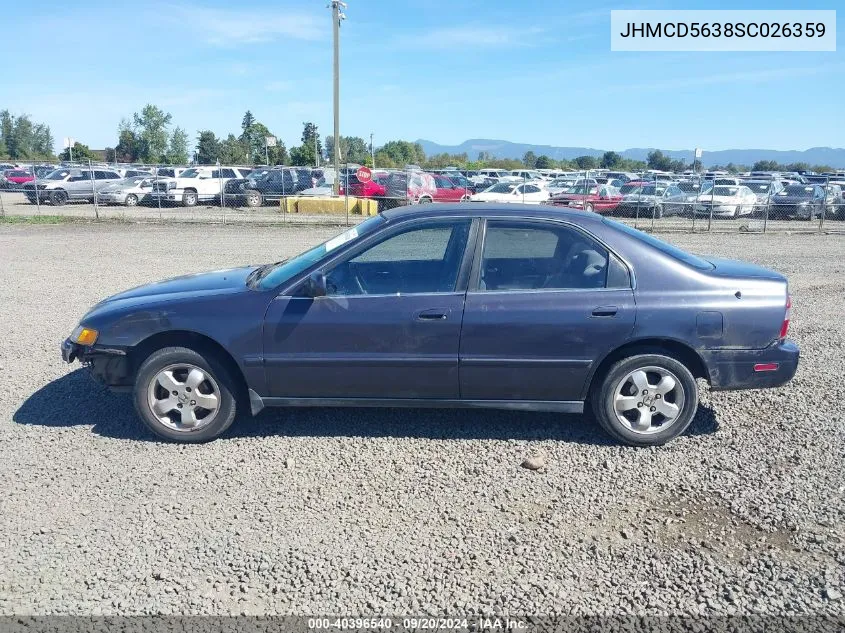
(0, 223, 842, 617)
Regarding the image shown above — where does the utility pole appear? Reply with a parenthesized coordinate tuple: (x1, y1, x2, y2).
(370, 132, 375, 170)
(329, 1, 346, 194)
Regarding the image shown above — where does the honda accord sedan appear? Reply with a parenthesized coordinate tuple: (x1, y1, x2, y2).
(61, 204, 799, 446)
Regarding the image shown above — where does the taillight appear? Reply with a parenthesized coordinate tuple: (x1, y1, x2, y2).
(779, 295, 791, 340)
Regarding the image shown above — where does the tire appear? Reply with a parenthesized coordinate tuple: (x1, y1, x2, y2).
(460, 194, 471, 202)
(591, 353, 699, 447)
(653, 204, 663, 219)
(418, 196, 432, 204)
(134, 346, 239, 443)
(50, 189, 68, 206)
(246, 190, 262, 208)
(584, 203, 594, 212)
(183, 190, 198, 207)
(125, 194, 138, 207)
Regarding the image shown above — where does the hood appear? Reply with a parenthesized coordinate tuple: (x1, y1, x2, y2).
(771, 195, 813, 204)
(89, 266, 257, 316)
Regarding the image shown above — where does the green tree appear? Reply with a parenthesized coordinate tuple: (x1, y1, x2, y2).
(167, 127, 190, 164)
(268, 142, 288, 166)
(218, 134, 246, 164)
(534, 155, 553, 169)
(58, 142, 94, 162)
(647, 150, 673, 171)
(752, 160, 779, 172)
(115, 127, 140, 162)
(0, 110, 14, 158)
(522, 151, 537, 168)
(301, 122, 322, 162)
(288, 145, 313, 166)
(376, 140, 426, 168)
(195, 130, 220, 164)
(574, 155, 598, 170)
(600, 151, 623, 169)
(10, 114, 35, 158)
(132, 104, 173, 162)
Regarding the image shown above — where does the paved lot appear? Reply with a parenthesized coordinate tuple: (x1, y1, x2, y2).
(0, 223, 842, 616)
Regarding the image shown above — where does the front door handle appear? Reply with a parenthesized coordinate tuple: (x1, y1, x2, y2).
(416, 308, 448, 321)
(591, 306, 618, 317)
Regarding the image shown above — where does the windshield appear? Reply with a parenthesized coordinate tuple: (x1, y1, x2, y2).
(781, 185, 815, 197)
(486, 183, 516, 194)
(677, 182, 701, 193)
(742, 182, 771, 193)
(44, 169, 70, 180)
(712, 186, 739, 196)
(179, 168, 200, 178)
(620, 183, 643, 195)
(255, 215, 386, 290)
(550, 179, 575, 187)
(121, 176, 146, 186)
(604, 219, 714, 270)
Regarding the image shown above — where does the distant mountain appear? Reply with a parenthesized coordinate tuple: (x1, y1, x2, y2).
(415, 138, 845, 168)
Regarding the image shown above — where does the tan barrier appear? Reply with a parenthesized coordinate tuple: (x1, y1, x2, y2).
(280, 196, 378, 216)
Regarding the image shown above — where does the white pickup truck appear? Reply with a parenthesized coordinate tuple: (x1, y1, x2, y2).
(150, 166, 252, 207)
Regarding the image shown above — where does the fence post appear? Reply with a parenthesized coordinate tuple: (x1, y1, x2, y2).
(707, 182, 714, 232)
(763, 177, 772, 234)
(691, 175, 701, 232)
(819, 175, 829, 233)
(89, 159, 99, 220)
(345, 162, 350, 227)
(217, 160, 225, 225)
(32, 164, 41, 215)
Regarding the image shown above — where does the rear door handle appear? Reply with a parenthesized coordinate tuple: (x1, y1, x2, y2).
(591, 306, 618, 317)
(416, 308, 448, 321)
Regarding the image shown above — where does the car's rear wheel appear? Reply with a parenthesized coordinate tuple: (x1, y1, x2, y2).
(592, 353, 698, 446)
(183, 190, 198, 207)
(125, 194, 138, 207)
(50, 189, 67, 206)
(134, 346, 238, 442)
(584, 203, 594, 212)
(246, 190, 262, 207)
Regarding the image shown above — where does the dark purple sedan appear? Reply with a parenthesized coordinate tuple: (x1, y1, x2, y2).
(61, 204, 798, 446)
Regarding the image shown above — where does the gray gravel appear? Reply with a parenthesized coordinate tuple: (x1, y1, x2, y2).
(0, 223, 842, 616)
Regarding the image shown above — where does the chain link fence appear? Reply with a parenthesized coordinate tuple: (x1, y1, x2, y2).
(1, 161, 843, 234)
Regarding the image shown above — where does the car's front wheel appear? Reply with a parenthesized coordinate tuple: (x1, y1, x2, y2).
(134, 346, 239, 442)
(50, 189, 68, 206)
(246, 190, 262, 207)
(183, 190, 198, 207)
(125, 194, 138, 206)
(592, 353, 698, 446)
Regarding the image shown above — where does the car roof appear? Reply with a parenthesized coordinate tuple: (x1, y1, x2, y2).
(380, 203, 605, 225)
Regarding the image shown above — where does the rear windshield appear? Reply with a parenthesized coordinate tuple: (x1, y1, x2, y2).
(603, 219, 714, 270)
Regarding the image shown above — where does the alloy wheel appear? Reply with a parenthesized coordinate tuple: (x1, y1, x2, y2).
(612, 366, 685, 435)
(146, 363, 221, 432)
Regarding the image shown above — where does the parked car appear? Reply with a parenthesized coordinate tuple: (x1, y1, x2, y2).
(382, 171, 437, 208)
(1, 169, 34, 188)
(428, 174, 472, 203)
(23, 168, 122, 205)
(346, 172, 388, 200)
(232, 168, 313, 207)
(614, 183, 669, 217)
(694, 185, 759, 218)
(61, 203, 798, 447)
(508, 170, 545, 182)
(97, 176, 154, 206)
(768, 184, 828, 220)
(550, 184, 622, 213)
(153, 167, 190, 179)
(739, 180, 784, 215)
(151, 166, 251, 207)
(470, 181, 548, 204)
(823, 184, 843, 218)
(546, 178, 579, 197)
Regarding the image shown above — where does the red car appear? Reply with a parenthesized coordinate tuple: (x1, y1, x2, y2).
(347, 171, 388, 199)
(428, 173, 472, 203)
(550, 183, 622, 213)
(2, 169, 35, 187)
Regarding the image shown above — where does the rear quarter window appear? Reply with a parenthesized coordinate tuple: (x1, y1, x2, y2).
(603, 218, 714, 270)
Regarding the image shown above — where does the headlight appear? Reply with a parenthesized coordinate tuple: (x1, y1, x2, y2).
(70, 325, 98, 346)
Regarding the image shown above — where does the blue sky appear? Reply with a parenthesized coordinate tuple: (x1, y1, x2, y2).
(1, 0, 842, 153)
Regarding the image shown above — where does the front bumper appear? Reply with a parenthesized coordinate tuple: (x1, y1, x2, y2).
(701, 339, 799, 391)
(62, 338, 132, 388)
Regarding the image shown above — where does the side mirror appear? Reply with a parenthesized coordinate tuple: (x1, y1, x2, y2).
(306, 271, 327, 298)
